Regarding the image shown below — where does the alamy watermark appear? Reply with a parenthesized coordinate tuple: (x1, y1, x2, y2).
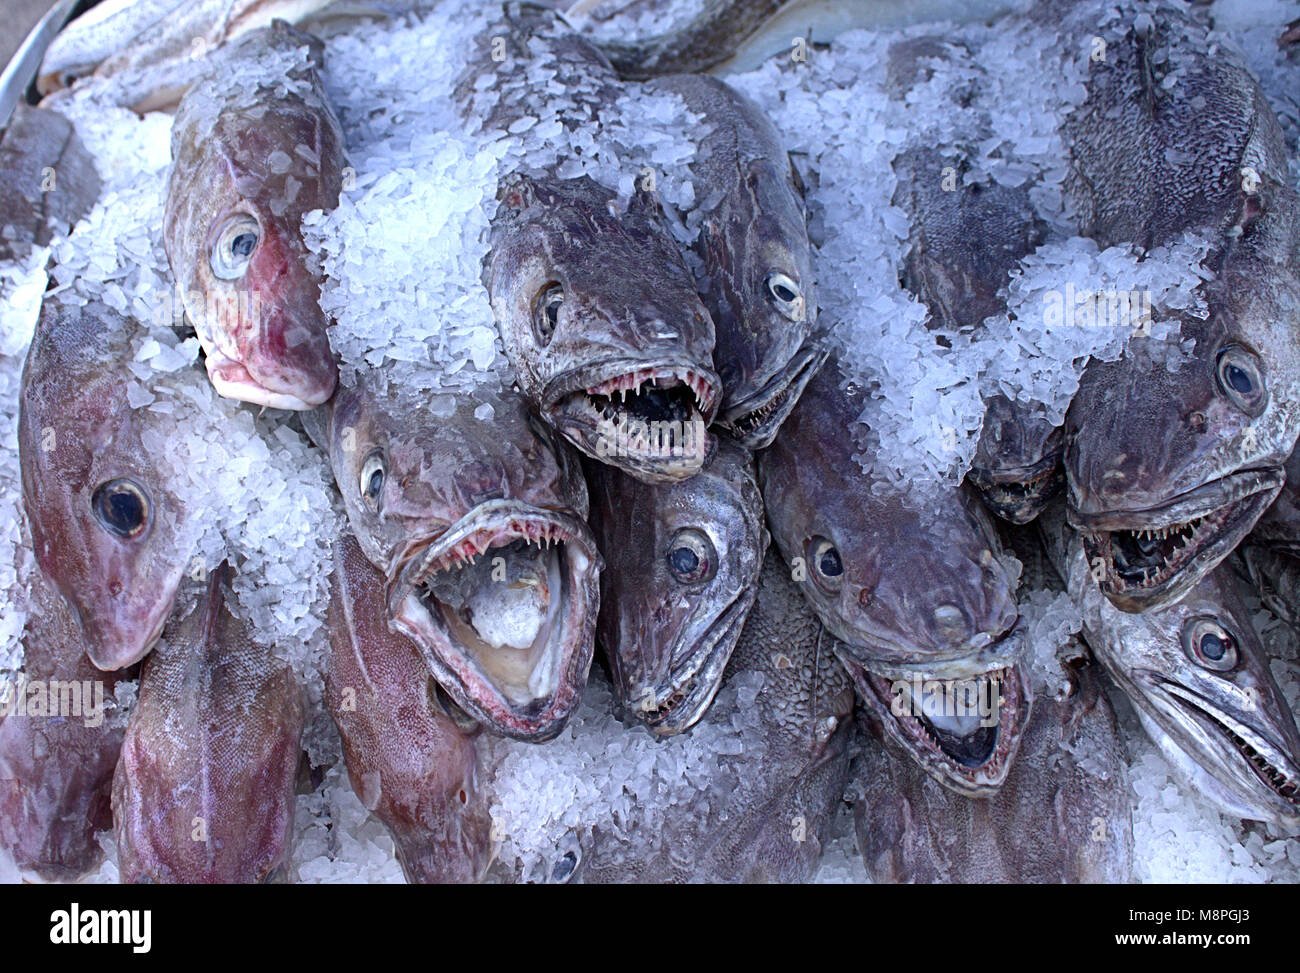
(888, 674, 1001, 729)
(0, 676, 106, 728)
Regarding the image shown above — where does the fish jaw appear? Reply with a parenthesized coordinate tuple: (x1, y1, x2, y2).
(969, 451, 1065, 525)
(849, 658, 1032, 798)
(543, 360, 721, 483)
(1071, 467, 1285, 612)
(388, 500, 602, 742)
(718, 338, 828, 450)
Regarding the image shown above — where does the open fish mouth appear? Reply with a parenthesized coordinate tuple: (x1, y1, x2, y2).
(1071, 468, 1284, 612)
(1136, 672, 1300, 818)
(618, 584, 756, 737)
(545, 361, 720, 483)
(388, 499, 601, 742)
(205, 345, 335, 411)
(719, 341, 829, 450)
(853, 662, 1028, 797)
(968, 453, 1063, 525)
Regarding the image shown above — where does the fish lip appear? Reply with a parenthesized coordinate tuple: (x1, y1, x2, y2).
(386, 499, 601, 743)
(968, 453, 1064, 524)
(718, 340, 829, 450)
(204, 346, 336, 411)
(849, 658, 1030, 798)
(79, 583, 175, 672)
(1072, 470, 1284, 612)
(1133, 670, 1300, 822)
(829, 610, 1021, 676)
(621, 583, 757, 737)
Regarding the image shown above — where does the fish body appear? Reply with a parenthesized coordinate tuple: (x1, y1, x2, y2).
(163, 21, 343, 411)
(647, 74, 824, 449)
(326, 533, 491, 883)
(19, 300, 197, 672)
(314, 375, 602, 742)
(586, 436, 767, 735)
(0, 571, 127, 881)
(113, 563, 304, 883)
(1060, 2, 1300, 612)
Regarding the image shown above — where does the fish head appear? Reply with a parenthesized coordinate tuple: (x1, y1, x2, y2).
(589, 437, 767, 736)
(969, 395, 1064, 524)
(165, 98, 341, 410)
(485, 173, 721, 483)
(326, 376, 603, 742)
(18, 303, 193, 671)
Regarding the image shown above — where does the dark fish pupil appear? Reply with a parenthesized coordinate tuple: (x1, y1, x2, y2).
(772, 283, 796, 302)
(1226, 364, 1252, 394)
(670, 547, 699, 576)
(552, 851, 577, 882)
(1200, 633, 1226, 660)
(99, 488, 144, 535)
(819, 548, 842, 577)
(366, 470, 382, 497)
(546, 299, 560, 327)
(231, 232, 257, 258)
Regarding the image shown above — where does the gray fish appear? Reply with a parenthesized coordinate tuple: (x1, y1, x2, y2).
(0, 104, 101, 265)
(1060, 2, 1300, 612)
(585, 436, 767, 736)
(647, 74, 824, 449)
(1043, 504, 1300, 829)
(0, 570, 127, 881)
(853, 654, 1133, 883)
(163, 21, 343, 411)
(19, 299, 198, 672)
(312, 375, 602, 742)
(113, 562, 304, 883)
(326, 532, 491, 883)
(1246, 442, 1300, 557)
(890, 147, 1059, 524)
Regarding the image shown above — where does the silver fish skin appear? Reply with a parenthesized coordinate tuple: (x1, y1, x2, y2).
(890, 146, 1060, 524)
(312, 374, 602, 743)
(853, 655, 1133, 883)
(1043, 503, 1300, 830)
(647, 73, 825, 449)
(113, 562, 304, 883)
(18, 299, 197, 672)
(462, 3, 722, 484)
(1059, 1, 1300, 612)
(163, 21, 343, 411)
(758, 358, 1019, 681)
(0, 104, 102, 265)
(326, 533, 491, 883)
(0, 570, 127, 881)
(576, 549, 855, 882)
(586, 436, 767, 736)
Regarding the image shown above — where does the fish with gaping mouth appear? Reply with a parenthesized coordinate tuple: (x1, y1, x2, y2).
(326, 533, 491, 883)
(585, 436, 767, 735)
(853, 651, 1132, 882)
(0, 570, 128, 881)
(1044, 504, 1300, 829)
(113, 562, 304, 883)
(647, 74, 825, 449)
(19, 299, 198, 672)
(890, 147, 1060, 524)
(163, 20, 343, 411)
(311, 375, 602, 742)
(1060, 2, 1300, 612)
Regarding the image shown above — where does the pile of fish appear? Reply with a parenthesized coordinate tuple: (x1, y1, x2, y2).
(1, 0, 1300, 884)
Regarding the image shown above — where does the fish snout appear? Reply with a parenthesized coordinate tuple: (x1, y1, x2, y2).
(247, 305, 338, 408)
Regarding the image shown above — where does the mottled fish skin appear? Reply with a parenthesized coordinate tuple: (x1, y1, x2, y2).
(648, 74, 825, 449)
(18, 300, 196, 672)
(758, 359, 1019, 680)
(113, 563, 304, 883)
(0, 104, 102, 265)
(462, 3, 721, 484)
(163, 21, 342, 411)
(1059, 2, 1300, 612)
(576, 549, 854, 883)
(0, 571, 127, 881)
(890, 146, 1060, 524)
(326, 533, 491, 883)
(585, 436, 767, 736)
(313, 375, 602, 742)
(1043, 504, 1300, 829)
(853, 656, 1133, 883)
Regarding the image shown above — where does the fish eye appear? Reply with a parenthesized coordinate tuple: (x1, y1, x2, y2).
(91, 478, 151, 539)
(764, 272, 804, 321)
(359, 450, 385, 511)
(809, 536, 842, 592)
(666, 528, 716, 584)
(1215, 345, 1267, 417)
(533, 283, 563, 347)
(1181, 616, 1240, 672)
(209, 213, 261, 280)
